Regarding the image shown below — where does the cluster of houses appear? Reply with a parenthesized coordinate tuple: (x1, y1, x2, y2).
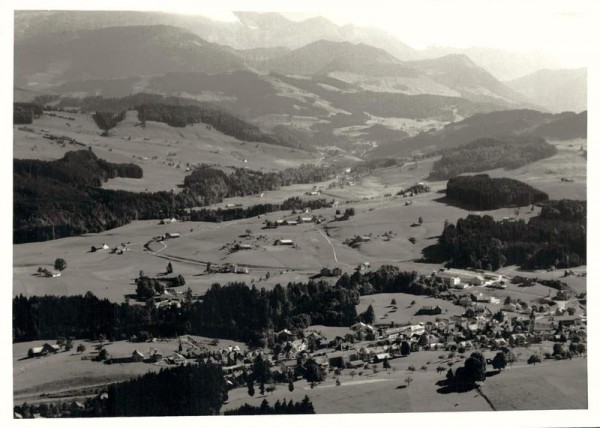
(90, 243, 129, 255)
(265, 215, 319, 229)
(206, 263, 249, 275)
(344, 235, 372, 248)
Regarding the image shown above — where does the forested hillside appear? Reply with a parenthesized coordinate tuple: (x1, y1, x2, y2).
(14, 151, 341, 243)
(428, 137, 557, 180)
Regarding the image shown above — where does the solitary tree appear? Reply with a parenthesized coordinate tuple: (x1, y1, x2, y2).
(166, 262, 173, 274)
(76, 344, 86, 354)
(383, 357, 391, 370)
(492, 351, 508, 371)
(361, 305, 375, 324)
(418, 216, 423, 225)
(405, 376, 413, 387)
(92, 111, 125, 136)
(54, 258, 67, 271)
(400, 341, 411, 356)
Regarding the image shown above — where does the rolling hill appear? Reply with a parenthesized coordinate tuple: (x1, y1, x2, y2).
(506, 68, 587, 113)
(369, 109, 588, 158)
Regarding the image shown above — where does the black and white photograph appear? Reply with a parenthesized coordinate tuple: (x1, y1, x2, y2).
(4, 0, 598, 425)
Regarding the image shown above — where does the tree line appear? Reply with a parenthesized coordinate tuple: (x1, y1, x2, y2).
(224, 397, 315, 415)
(189, 197, 333, 223)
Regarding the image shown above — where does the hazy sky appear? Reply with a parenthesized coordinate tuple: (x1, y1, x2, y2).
(164, 0, 591, 68)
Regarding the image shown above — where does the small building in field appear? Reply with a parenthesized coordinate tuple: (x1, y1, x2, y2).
(45, 269, 62, 278)
(131, 350, 144, 362)
(28, 343, 61, 358)
(321, 267, 343, 277)
(274, 239, 294, 246)
(234, 243, 253, 251)
(166, 353, 186, 365)
(416, 305, 442, 316)
(165, 232, 180, 239)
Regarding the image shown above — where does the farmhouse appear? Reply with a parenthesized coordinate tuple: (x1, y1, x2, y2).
(298, 216, 315, 223)
(91, 243, 110, 252)
(28, 343, 61, 358)
(274, 239, 294, 246)
(164, 232, 180, 239)
(234, 243, 253, 251)
(320, 267, 343, 277)
(166, 353, 186, 365)
(416, 305, 442, 316)
(131, 350, 144, 362)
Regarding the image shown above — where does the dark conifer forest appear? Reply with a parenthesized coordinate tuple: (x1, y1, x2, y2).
(445, 174, 549, 210)
(423, 199, 586, 270)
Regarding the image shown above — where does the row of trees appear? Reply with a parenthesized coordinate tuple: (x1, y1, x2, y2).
(224, 397, 315, 415)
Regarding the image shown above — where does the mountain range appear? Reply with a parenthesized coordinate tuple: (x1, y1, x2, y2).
(14, 10, 587, 155)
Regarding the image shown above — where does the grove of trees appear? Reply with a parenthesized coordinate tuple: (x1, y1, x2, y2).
(423, 200, 586, 270)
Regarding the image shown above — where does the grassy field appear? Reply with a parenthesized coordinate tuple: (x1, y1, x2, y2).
(356, 293, 464, 326)
(221, 349, 586, 413)
(480, 358, 587, 410)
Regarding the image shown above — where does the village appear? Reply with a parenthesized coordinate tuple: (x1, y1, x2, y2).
(16, 255, 586, 417)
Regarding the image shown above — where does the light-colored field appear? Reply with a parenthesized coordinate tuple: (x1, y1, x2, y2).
(14, 111, 321, 193)
(356, 293, 464, 326)
(480, 358, 587, 410)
